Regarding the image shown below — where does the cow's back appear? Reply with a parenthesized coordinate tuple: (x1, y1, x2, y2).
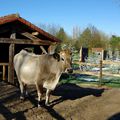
(14, 50, 63, 89)
(14, 50, 40, 84)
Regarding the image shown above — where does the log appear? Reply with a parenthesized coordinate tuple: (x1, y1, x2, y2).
(20, 32, 52, 45)
(0, 38, 51, 45)
(8, 44, 15, 83)
(8, 31, 15, 84)
(40, 46, 47, 54)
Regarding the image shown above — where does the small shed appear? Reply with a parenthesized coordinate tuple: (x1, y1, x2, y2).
(92, 48, 104, 60)
(0, 14, 60, 84)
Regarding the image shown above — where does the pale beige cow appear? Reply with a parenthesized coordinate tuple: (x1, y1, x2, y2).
(14, 49, 72, 107)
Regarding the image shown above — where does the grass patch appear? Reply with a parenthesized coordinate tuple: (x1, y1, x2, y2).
(60, 74, 120, 88)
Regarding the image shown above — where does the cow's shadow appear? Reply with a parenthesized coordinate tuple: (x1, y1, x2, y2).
(25, 83, 105, 108)
(50, 83, 105, 107)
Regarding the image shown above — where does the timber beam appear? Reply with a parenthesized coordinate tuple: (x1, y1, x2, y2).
(0, 38, 52, 45)
(40, 46, 47, 54)
(20, 32, 52, 45)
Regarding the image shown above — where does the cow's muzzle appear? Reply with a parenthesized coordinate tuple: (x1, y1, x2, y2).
(66, 68, 73, 73)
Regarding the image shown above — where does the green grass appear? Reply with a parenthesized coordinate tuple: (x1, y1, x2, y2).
(102, 77, 120, 88)
(60, 74, 120, 88)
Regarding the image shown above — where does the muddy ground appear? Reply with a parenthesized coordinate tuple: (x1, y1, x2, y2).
(0, 80, 120, 120)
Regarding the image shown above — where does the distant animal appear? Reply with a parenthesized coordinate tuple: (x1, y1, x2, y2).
(14, 49, 73, 107)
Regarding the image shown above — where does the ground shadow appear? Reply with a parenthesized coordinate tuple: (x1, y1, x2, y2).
(0, 81, 104, 120)
(28, 95, 65, 120)
(0, 93, 27, 120)
(42, 104, 65, 120)
(51, 83, 105, 107)
(0, 80, 65, 120)
(107, 113, 120, 120)
(0, 102, 29, 120)
(0, 103, 14, 120)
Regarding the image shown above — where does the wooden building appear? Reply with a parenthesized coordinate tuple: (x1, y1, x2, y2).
(0, 14, 60, 84)
(92, 48, 104, 60)
(79, 47, 88, 62)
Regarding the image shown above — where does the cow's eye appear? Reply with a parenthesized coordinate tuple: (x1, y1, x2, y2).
(61, 58, 64, 61)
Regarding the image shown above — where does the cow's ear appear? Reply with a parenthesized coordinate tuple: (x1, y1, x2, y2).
(53, 53, 60, 61)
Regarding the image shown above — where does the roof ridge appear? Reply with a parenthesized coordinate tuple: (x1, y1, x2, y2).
(0, 13, 61, 42)
(0, 13, 20, 20)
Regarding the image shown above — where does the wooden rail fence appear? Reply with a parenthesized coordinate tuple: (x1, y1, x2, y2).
(0, 63, 9, 80)
(74, 60, 120, 85)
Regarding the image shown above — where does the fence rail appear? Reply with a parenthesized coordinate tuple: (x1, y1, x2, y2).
(103, 60, 120, 65)
(73, 60, 120, 85)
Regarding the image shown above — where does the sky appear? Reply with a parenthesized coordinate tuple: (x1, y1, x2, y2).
(0, 0, 120, 36)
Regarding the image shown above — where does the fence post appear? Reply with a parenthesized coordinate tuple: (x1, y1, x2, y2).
(99, 60, 103, 86)
(3, 65, 6, 80)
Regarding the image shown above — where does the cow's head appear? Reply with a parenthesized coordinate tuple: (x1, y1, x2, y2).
(59, 49, 73, 73)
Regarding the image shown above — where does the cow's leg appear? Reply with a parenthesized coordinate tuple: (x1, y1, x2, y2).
(16, 75, 25, 100)
(24, 84, 29, 97)
(36, 84, 43, 107)
(19, 82, 29, 100)
(45, 89, 51, 106)
(19, 81, 25, 100)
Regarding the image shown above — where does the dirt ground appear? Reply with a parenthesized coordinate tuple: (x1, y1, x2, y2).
(0, 80, 120, 120)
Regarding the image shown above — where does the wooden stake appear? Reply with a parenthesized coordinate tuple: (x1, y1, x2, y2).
(8, 31, 15, 84)
(99, 60, 103, 86)
(3, 65, 6, 80)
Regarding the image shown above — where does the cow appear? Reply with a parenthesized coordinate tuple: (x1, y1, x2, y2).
(14, 49, 73, 107)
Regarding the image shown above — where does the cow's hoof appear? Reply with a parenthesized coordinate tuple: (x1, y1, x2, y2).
(38, 101, 43, 107)
(45, 103, 50, 107)
(25, 91, 29, 97)
(20, 96, 25, 100)
(38, 104, 41, 107)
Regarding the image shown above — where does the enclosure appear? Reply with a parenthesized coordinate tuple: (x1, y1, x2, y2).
(72, 49, 120, 88)
(0, 14, 60, 84)
(0, 14, 120, 120)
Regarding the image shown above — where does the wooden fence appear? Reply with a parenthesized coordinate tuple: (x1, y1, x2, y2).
(0, 60, 120, 85)
(0, 63, 9, 81)
(74, 60, 120, 85)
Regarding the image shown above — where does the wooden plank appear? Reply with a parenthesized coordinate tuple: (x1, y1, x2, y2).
(8, 31, 15, 84)
(102, 73, 120, 77)
(99, 60, 103, 86)
(40, 46, 47, 54)
(0, 38, 51, 45)
(0, 63, 9, 65)
(103, 60, 120, 65)
(74, 61, 100, 67)
(74, 61, 120, 66)
(21, 32, 40, 40)
(8, 43, 15, 83)
(79, 47, 82, 62)
(0, 63, 9, 80)
(20, 32, 53, 45)
(32, 32, 39, 35)
(3, 65, 6, 80)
